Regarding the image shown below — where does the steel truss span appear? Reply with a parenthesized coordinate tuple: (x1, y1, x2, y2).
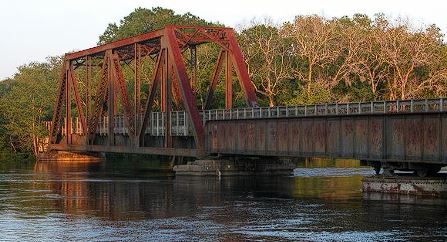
(49, 25, 258, 156)
(48, 25, 447, 175)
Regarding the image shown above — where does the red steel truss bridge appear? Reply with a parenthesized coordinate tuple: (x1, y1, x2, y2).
(48, 25, 447, 175)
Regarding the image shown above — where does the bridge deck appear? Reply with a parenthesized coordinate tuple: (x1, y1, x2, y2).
(63, 98, 447, 137)
(49, 98, 447, 166)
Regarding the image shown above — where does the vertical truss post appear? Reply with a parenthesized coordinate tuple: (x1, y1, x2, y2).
(113, 76, 119, 115)
(162, 47, 172, 147)
(50, 60, 67, 144)
(86, 56, 91, 133)
(106, 51, 115, 145)
(161, 51, 168, 113)
(171, 69, 182, 106)
(134, 43, 141, 135)
(225, 50, 232, 110)
(189, 45, 197, 88)
(65, 63, 72, 145)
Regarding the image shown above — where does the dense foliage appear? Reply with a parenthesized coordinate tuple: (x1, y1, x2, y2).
(241, 14, 447, 105)
(0, 57, 61, 158)
(98, 7, 216, 44)
(1, 8, 447, 158)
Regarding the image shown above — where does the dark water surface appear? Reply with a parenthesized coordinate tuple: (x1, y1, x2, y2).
(0, 160, 446, 241)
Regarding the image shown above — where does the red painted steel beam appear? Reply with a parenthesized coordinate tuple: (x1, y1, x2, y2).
(164, 26, 205, 150)
(49, 61, 67, 143)
(204, 49, 225, 110)
(64, 26, 234, 61)
(65, 64, 72, 144)
(134, 43, 141, 133)
(111, 53, 135, 136)
(225, 50, 233, 109)
(88, 54, 109, 138)
(225, 29, 258, 107)
(65, 29, 164, 60)
(139, 51, 163, 145)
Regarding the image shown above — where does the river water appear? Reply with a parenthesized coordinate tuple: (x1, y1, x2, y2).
(0, 159, 446, 241)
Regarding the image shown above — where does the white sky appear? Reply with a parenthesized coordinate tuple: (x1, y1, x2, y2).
(1, 0, 445, 80)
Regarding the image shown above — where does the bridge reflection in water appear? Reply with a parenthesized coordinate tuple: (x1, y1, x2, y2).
(30, 160, 447, 219)
(0, 159, 444, 240)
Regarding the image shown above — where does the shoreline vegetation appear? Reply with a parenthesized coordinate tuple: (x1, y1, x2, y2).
(1, 7, 447, 159)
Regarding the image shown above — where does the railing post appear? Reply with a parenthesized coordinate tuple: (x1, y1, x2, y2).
(169, 112, 172, 137)
(370, 101, 373, 113)
(441, 98, 444, 112)
(268, 107, 271, 117)
(347, 103, 350, 114)
(396, 100, 400, 112)
(155, 112, 158, 136)
(176, 112, 179, 136)
(383, 101, 386, 113)
(410, 100, 414, 112)
(304, 105, 307, 116)
(150, 112, 154, 135)
(425, 99, 428, 112)
(358, 103, 361, 114)
(62, 118, 66, 136)
(75, 117, 78, 134)
(277, 106, 280, 117)
(184, 112, 188, 136)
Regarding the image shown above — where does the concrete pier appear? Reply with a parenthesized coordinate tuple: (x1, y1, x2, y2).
(37, 151, 105, 163)
(362, 176, 447, 197)
(173, 158, 295, 176)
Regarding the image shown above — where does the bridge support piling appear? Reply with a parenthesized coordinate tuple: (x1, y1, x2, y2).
(173, 157, 295, 176)
(37, 151, 105, 163)
(362, 176, 447, 197)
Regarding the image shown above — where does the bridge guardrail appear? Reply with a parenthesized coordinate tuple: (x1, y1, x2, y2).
(55, 98, 447, 136)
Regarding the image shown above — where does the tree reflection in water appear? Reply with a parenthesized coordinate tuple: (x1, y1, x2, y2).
(0, 159, 444, 240)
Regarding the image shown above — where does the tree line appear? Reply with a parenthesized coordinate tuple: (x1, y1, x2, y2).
(1, 7, 447, 158)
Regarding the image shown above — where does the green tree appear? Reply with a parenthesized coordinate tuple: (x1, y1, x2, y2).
(98, 7, 216, 44)
(240, 20, 294, 107)
(0, 57, 61, 156)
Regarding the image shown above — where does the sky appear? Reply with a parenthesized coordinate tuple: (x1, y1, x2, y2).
(1, 0, 445, 80)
